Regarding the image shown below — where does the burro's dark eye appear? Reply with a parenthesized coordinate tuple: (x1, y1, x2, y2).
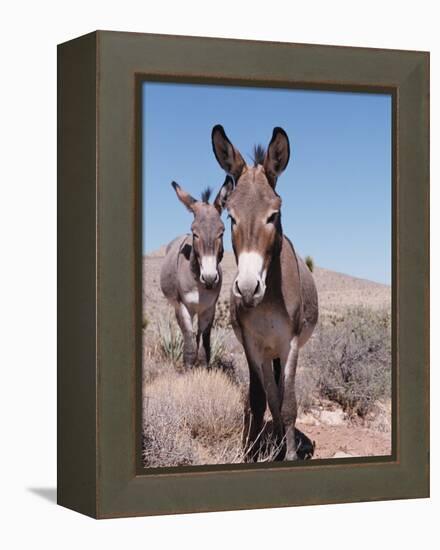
(193, 233, 199, 239)
(266, 211, 279, 224)
(228, 214, 237, 226)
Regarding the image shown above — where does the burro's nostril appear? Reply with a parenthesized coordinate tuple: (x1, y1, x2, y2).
(235, 280, 242, 296)
(201, 271, 218, 289)
(253, 280, 260, 296)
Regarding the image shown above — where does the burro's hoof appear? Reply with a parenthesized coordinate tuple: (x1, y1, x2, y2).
(285, 450, 298, 461)
(295, 428, 315, 460)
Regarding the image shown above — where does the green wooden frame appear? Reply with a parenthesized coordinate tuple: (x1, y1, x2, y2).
(57, 31, 429, 518)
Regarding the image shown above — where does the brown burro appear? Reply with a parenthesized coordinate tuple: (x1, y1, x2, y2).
(211, 125, 319, 461)
(160, 179, 232, 369)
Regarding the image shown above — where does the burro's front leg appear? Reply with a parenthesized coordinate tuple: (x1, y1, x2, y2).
(175, 303, 196, 368)
(262, 360, 284, 445)
(196, 307, 215, 367)
(281, 337, 299, 461)
(243, 367, 266, 461)
(241, 339, 266, 462)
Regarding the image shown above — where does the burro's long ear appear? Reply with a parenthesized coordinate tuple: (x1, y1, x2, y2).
(171, 181, 197, 213)
(263, 127, 290, 188)
(213, 176, 234, 214)
(211, 125, 246, 180)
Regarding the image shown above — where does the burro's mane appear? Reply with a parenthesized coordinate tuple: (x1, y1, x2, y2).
(200, 187, 212, 203)
(252, 144, 266, 166)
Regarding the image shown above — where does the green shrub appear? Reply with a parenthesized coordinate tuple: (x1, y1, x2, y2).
(301, 307, 391, 417)
(296, 367, 318, 413)
(305, 255, 315, 272)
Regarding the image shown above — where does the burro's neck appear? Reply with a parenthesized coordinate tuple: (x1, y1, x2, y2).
(189, 241, 200, 282)
(264, 236, 284, 300)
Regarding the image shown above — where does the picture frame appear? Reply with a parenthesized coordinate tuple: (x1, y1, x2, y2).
(57, 30, 429, 518)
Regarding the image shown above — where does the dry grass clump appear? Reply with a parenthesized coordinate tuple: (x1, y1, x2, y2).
(143, 368, 243, 467)
(142, 355, 176, 385)
(143, 391, 199, 467)
(176, 368, 242, 442)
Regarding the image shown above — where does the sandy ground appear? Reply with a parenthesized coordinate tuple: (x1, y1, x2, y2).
(143, 248, 392, 460)
(297, 423, 391, 459)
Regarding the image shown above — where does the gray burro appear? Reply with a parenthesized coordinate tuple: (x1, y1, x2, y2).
(211, 125, 319, 462)
(160, 179, 232, 369)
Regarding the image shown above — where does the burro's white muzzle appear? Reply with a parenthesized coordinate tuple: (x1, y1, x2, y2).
(232, 252, 266, 307)
(199, 255, 220, 289)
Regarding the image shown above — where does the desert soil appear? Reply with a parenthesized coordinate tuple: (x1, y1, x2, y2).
(143, 246, 392, 460)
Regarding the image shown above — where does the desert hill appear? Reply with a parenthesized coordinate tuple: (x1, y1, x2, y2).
(142, 249, 390, 320)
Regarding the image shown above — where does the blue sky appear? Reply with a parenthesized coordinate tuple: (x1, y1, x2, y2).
(142, 82, 391, 284)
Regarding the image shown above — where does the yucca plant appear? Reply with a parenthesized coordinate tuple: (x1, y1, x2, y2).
(209, 328, 226, 367)
(157, 315, 184, 364)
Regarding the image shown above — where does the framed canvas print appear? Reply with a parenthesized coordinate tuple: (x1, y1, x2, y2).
(57, 31, 429, 518)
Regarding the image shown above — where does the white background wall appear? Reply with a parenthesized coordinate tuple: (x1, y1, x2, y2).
(0, 1, 437, 547)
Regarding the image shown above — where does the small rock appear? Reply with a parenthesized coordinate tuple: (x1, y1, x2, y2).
(332, 451, 354, 459)
(297, 413, 319, 426)
(319, 409, 345, 426)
